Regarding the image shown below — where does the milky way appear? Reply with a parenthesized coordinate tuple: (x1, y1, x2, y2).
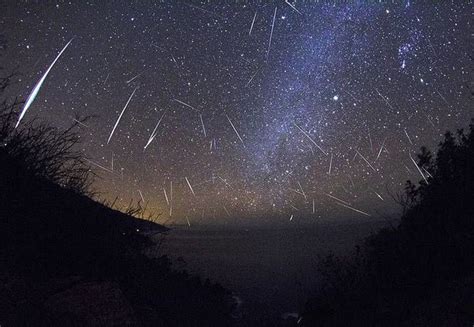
(1, 1, 472, 225)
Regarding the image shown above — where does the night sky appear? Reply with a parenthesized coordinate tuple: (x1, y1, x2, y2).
(1, 1, 472, 225)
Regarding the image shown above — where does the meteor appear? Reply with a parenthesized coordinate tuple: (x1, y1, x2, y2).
(199, 114, 207, 137)
(293, 122, 327, 155)
(246, 69, 259, 87)
(126, 72, 143, 84)
(375, 88, 396, 111)
(436, 89, 450, 106)
(173, 98, 199, 112)
(111, 152, 114, 171)
(285, 0, 302, 14)
(323, 192, 351, 206)
(328, 152, 333, 175)
(367, 126, 373, 152)
(72, 118, 89, 128)
(297, 181, 307, 200)
(266, 7, 277, 59)
(103, 73, 110, 85)
(226, 114, 245, 146)
(163, 187, 169, 205)
(107, 87, 138, 144)
(144, 110, 167, 150)
(376, 137, 387, 161)
(334, 201, 371, 217)
(371, 189, 385, 201)
(138, 190, 145, 203)
(84, 158, 113, 173)
(185, 177, 196, 196)
(249, 11, 257, 35)
(16, 38, 74, 128)
(404, 128, 413, 145)
(356, 150, 376, 172)
(409, 152, 428, 184)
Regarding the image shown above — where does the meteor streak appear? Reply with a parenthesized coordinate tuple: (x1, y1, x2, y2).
(375, 88, 395, 111)
(409, 152, 428, 184)
(226, 114, 245, 146)
(404, 128, 413, 145)
(266, 7, 277, 59)
(163, 187, 169, 205)
(376, 137, 387, 161)
(138, 190, 145, 203)
(328, 152, 333, 175)
(199, 114, 207, 137)
(107, 87, 138, 144)
(334, 201, 371, 217)
(246, 69, 259, 87)
(16, 38, 74, 128)
(356, 150, 376, 172)
(372, 189, 384, 201)
(185, 177, 196, 196)
(249, 11, 257, 35)
(324, 192, 351, 206)
(72, 118, 89, 128)
(126, 72, 143, 84)
(297, 181, 307, 200)
(436, 89, 450, 106)
(285, 0, 302, 14)
(84, 158, 113, 173)
(173, 98, 199, 112)
(103, 73, 110, 85)
(144, 110, 167, 150)
(293, 123, 327, 155)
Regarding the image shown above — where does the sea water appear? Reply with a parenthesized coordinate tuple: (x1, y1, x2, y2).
(149, 220, 389, 320)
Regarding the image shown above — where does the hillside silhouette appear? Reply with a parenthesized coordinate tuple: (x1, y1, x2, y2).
(301, 122, 474, 326)
(0, 75, 234, 326)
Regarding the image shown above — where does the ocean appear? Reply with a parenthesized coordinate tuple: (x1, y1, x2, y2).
(148, 220, 390, 321)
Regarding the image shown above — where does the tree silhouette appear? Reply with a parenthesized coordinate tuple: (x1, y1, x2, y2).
(303, 120, 474, 326)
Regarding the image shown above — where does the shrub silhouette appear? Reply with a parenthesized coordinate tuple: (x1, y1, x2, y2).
(1, 113, 93, 195)
(303, 121, 474, 326)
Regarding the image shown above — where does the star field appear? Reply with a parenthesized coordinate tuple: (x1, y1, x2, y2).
(1, 1, 472, 225)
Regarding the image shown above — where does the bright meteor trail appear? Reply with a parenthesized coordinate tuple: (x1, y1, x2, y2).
(15, 38, 73, 128)
(107, 86, 138, 144)
(144, 110, 167, 150)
